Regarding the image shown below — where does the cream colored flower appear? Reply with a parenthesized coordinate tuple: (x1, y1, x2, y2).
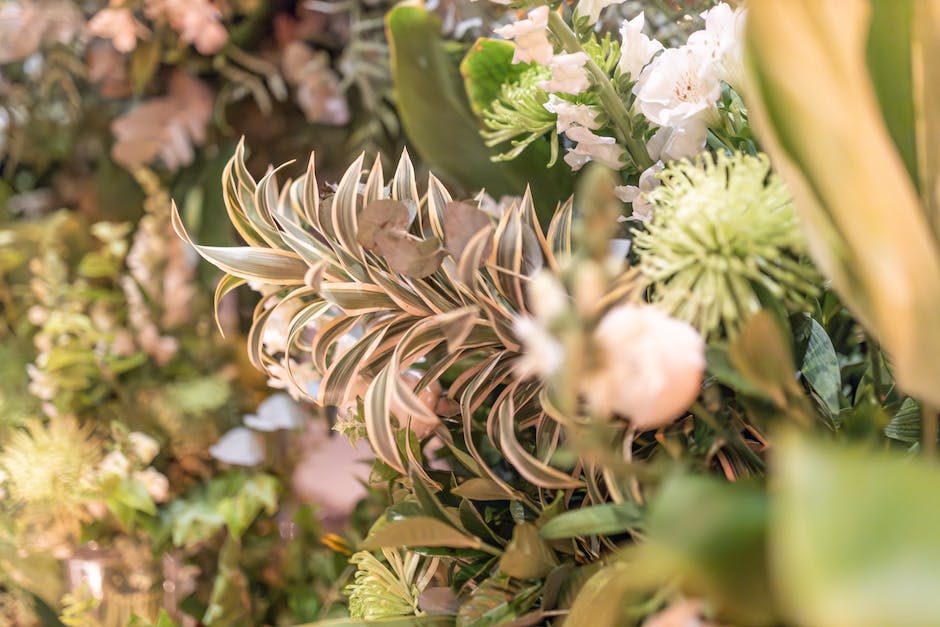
(494, 6, 553, 65)
(634, 46, 722, 129)
(133, 468, 169, 503)
(584, 304, 704, 430)
(513, 316, 565, 380)
(687, 2, 746, 88)
(127, 431, 160, 465)
(576, 0, 626, 25)
(98, 451, 131, 477)
(615, 161, 664, 222)
(563, 126, 626, 171)
(617, 13, 663, 79)
(543, 95, 601, 134)
(539, 52, 592, 95)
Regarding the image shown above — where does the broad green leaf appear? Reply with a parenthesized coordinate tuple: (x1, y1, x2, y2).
(361, 516, 484, 551)
(884, 397, 921, 444)
(218, 472, 280, 538)
(539, 503, 643, 540)
(728, 311, 799, 409)
(456, 576, 540, 627)
(499, 522, 557, 579)
(460, 39, 531, 117)
(772, 434, 940, 626)
(867, 0, 917, 183)
(302, 617, 456, 627)
(451, 478, 517, 501)
(386, 4, 572, 211)
(799, 317, 841, 415)
(747, 0, 940, 405)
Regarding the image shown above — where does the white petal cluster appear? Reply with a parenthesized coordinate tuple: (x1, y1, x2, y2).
(494, 6, 553, 65)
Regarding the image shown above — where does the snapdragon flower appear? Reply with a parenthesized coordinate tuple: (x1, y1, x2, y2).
(563, 126, 626, 171)
(494, 6, 553, 65)
(615, 161, 664, 222)
(539, 52, 592, 95)
(543, 95, 601, 133)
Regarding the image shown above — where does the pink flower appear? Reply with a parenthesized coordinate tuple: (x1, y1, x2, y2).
(494, 6, 553, 65)
(585, 304, 704, 430)
(87, 8, 150, 54)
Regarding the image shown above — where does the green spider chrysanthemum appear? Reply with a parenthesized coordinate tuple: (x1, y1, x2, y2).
(482, 64, 557, 163)
(345, 549, 438, 620)
(634, 152, 820, 337)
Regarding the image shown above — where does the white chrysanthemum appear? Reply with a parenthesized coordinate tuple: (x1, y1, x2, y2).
(346, 549, 438, 620)
(634, 152, 819, 337)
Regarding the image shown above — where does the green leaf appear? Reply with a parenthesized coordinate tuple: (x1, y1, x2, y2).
(867, 0, 917, 184)
(885, 397, 921, 444)
(451, 478, 517, 501)
(456, 576, 540, 627)
(729, 311, 798, 408)
(361, 516, 484, 552)
(386, 4, 572, 211)
(538, 503, 643, 540)
(203, 536, 252, 627)
(799, 316, 841, 414)
(772, 434, 940, 627)
(460, 39, 530, 117)
(499, 522, 557, 579)
(304, 616, 456, 627)
(218, 473, 279, 538)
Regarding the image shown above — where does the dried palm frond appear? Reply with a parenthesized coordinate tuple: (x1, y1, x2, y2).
(172, 140, 589, 501)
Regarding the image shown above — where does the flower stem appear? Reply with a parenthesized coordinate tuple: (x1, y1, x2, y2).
(547, 11, 653, 171)
(924, 403, 938, 459)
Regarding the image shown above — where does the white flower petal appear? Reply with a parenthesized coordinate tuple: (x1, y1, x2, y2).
(209, 427, 265, 467)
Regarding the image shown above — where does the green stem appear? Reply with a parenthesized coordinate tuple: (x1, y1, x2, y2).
(547, 11, 653, 171)
(924, 403, 938, 459)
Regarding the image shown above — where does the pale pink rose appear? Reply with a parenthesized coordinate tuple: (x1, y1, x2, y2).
(585, 304, 704, 430)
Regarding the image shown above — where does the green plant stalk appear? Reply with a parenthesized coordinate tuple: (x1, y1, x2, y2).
(547, 11, 653, 171)
(924, 403, 938, 459)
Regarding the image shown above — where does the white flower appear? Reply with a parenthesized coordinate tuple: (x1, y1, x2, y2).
(584, 304, 704, 430)
(687, 2, 746, 88)
(539, 52, 592, 95)
(645, 123, 710, 162)
(513, 316, 565, 380)
(634, 46, 722, 129)
(209, 427, 265, 467)
(563, 126, 626, 171)
(133, 468, 169, 503)
(127, 431, 160, 464)
(576, 0, 626, 25)
(494, 6, 553, 65)
(99, 451, 131, 477)
(527, 270, 570, 321)
(617, 13, 663, 80)
(243, 393, 307, 432)
(543, 95, 601, 134)
(615, 161, 665, 222)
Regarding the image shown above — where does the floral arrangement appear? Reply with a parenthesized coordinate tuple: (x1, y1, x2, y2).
(4, 0, 940, 625)
(176, 0, 940, 625)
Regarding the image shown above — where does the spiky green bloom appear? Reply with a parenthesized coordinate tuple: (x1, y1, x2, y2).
(345, 549, 437, 620)
(482, 65, 557, 163)
(634, 152, 820, 337)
